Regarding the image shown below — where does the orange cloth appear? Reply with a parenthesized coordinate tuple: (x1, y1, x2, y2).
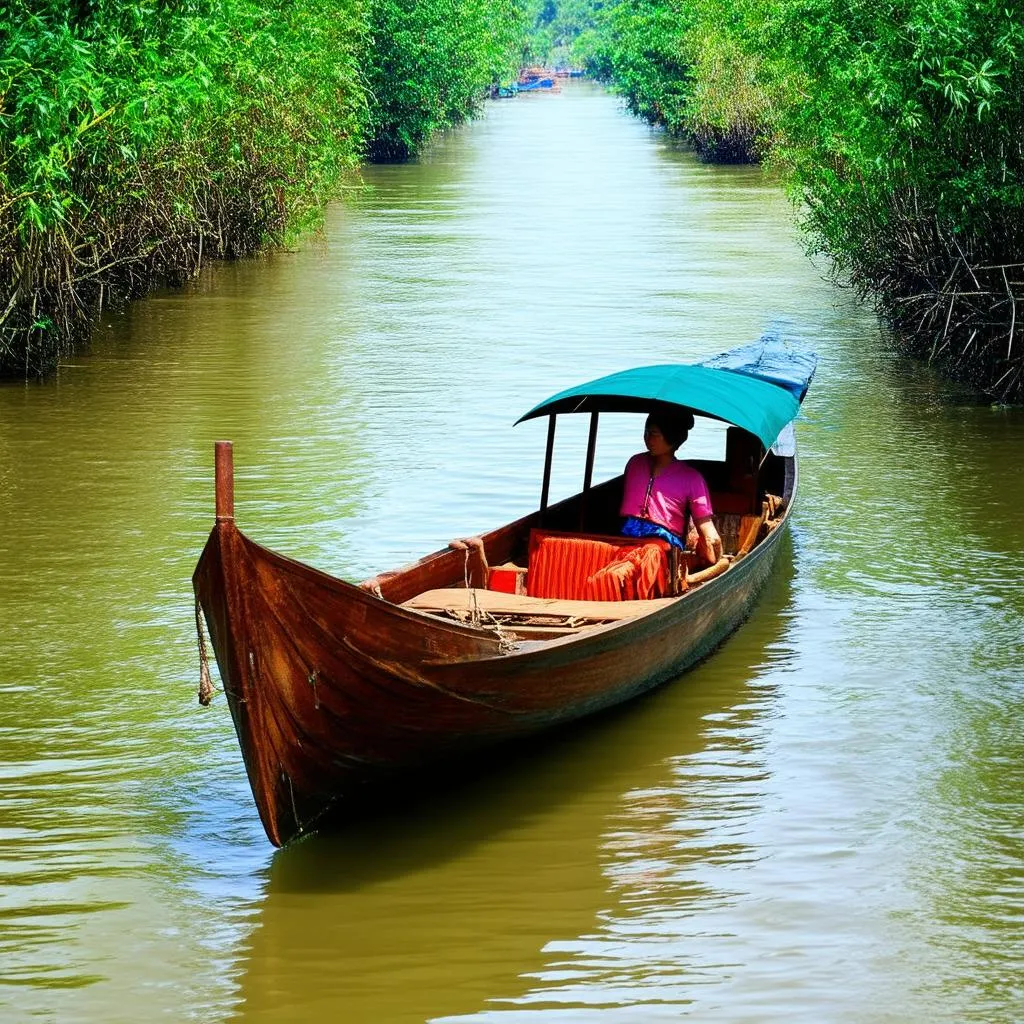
(584, 558, 637, 601)
(626, 542, 670, 599)
(527, 535, 620, 600)
(527, 532, 670, 601)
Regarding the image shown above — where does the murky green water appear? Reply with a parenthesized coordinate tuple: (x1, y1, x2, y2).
(1, 82, 1021, 1023)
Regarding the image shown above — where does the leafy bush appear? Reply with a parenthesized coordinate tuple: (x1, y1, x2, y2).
(363, 0, 524, 160)
(680, 17, 776, 162)
(603, 0, 693, 129)
(0, 0, 522, 376)
(574, 0, 771, 162)
(578, 0, 1024, 397)
(758, 0, 1024, 397)
(523, 0, 602, 67)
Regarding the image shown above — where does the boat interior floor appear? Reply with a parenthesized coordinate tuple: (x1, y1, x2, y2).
(403, 589, 677, 635)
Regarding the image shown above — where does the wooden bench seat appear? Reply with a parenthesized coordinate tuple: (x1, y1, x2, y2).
(403, 588, 677, 622)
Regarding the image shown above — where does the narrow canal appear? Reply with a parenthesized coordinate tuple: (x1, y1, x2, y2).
(1, 82, 1021, 1023)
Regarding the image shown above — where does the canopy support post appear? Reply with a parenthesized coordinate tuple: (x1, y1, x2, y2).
(215, 441, 234, 522)
(539, 414, 556, 522)
(579, 411, 599, 529)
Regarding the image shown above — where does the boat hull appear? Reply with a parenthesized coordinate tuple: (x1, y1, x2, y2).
(193, 460, 794, 847)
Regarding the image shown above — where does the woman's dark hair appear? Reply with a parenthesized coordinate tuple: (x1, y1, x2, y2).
(648, 406, 695, 449)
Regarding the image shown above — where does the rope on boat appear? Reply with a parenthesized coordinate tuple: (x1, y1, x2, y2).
(195, 598, 216, 706)
(458, 543, 518, 652)
(491, 621, 520, 655)
(284, 768, 302, 833)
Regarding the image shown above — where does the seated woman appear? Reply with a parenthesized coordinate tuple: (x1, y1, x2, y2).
(620, 408, 723, 566)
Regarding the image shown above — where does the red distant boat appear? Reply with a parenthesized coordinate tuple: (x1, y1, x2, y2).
(193, 342, 815, 846)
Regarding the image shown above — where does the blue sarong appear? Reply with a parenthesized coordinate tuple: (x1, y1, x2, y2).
(621, 516, 687, 551)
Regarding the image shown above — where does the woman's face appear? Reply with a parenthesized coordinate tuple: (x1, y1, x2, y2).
(643, 418, 675, 457)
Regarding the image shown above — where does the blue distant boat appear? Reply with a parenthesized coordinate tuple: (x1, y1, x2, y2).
(517, 77, 556, 91)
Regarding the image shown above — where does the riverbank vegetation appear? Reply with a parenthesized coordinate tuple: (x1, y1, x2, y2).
(366, 0, 525, 159)
(763, 0, 1024, 401)
(556, 0, 1024, 400)
(0, 0, 523, 377)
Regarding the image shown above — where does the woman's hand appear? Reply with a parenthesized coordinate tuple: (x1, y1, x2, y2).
(697, 520, 723, 565)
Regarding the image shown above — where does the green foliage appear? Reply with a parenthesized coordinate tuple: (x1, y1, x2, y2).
(679, 13, 778, 161)
(603, 0, 693, 127)
(0, 0, 523, 376)
(759, 0, 1024, 238)
(568, 0, 772, 159)
(577, 0, 1024, 396)
(754, 0, 1024, 395)
(522, 0, 601, 67)
(569, 25, 612, 78)
(363, 0, 525, 160)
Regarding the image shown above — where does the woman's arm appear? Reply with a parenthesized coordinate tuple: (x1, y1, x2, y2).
(696, 518, 723, 565)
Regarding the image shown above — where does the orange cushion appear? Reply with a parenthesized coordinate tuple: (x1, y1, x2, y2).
(527, 531, 671, 601)
(527, 534, 620, 600)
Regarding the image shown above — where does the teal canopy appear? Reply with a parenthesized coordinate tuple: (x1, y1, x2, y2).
(516, 363, 802, 450)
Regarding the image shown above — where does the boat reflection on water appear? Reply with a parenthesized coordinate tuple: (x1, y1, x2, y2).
(226, 538, 797, 1024)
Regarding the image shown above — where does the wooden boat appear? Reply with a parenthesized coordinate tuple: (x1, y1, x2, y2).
(193, 341, 816, 846)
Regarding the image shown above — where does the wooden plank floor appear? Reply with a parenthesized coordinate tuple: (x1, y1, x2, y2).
(403, 588, 677, 621)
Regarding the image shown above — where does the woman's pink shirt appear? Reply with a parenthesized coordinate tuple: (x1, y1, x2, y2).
(619, 453, 713, 536)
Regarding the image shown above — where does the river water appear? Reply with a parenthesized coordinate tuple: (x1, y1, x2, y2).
(1, 82, 1021, 1023)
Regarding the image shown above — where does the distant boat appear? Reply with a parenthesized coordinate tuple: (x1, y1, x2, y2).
(517, 78, 557, 91)
(193, 341, 816, 847)
(517, 67, 559, 91)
